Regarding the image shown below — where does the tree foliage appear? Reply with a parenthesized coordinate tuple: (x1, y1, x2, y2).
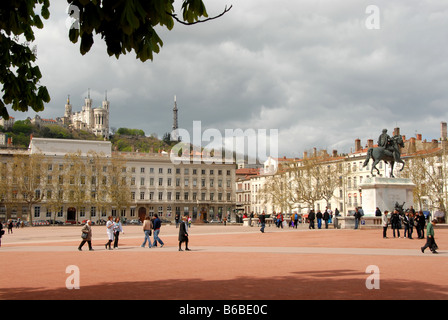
(0, 0, 51, 120)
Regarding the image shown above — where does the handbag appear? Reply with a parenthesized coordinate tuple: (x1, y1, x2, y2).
(81, 232, 88, 239)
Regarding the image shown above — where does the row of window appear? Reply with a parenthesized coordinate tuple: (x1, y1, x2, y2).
(46, 164, 232, 177)
(135, 167, 232, 176)
(132, 177, 233, 188)
(132, 191, 232, 201)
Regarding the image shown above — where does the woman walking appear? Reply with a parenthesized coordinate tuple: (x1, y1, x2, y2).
(78, 220, 93, 251)
(178, 216, 190, 251)
(105, 216, 114, 250)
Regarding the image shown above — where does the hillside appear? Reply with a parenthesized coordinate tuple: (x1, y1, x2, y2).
(1, 120, 174, 153)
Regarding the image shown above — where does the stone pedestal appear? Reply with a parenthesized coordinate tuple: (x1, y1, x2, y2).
(360, 177, 415, 216)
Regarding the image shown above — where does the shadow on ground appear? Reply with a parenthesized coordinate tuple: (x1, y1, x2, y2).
(1, 269, 446, 300)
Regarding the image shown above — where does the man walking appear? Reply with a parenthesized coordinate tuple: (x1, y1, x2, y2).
(421, 219, 438, 254)
(259, 212, 266, 233)
(152, 214, 165, 248)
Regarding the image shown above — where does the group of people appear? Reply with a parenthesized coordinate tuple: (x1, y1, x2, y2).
(308, 207, 337, 229)
(78, 213, 191, 252)
(78, 216, 124, 251)
(381, 208, 429, 239)
(380, 207, 439, 254)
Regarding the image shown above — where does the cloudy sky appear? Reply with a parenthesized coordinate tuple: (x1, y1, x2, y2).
(8, 0, 448, 159)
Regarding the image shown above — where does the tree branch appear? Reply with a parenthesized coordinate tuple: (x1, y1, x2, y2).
(168, 5, 233, 25)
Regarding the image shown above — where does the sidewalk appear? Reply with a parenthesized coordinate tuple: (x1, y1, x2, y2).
(1, 224, 447, 300)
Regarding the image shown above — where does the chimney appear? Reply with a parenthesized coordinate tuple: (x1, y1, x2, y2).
(432, 139, 438, 148)
(367, 139, 373, 148)
(313, 147, 317, 157)
(355, 139, 361, 152)
(409, 137, 416, 154)
(441, 122, 447, 140)
(416, 133, 422, 141)
(303, 151, 308, 159)
(332, 150, 338, 157)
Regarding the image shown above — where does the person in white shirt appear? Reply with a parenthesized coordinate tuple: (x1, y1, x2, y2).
(382, 210, 389, 238)
(105, 216, 114, 250)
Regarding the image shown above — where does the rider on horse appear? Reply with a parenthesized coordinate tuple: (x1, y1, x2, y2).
(377, 129, 401, 163)
(363, 129, 405, 177)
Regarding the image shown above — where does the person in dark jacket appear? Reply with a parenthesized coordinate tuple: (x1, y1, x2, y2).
(416, 211, 426, 239)
(316, 210, 323, 229)
(354, 208, 362, 229)
(323, 210, 330, 229)
(259, 212, 266, 233)
(152, 214, 165, 248)
(308, 209, 315, 229)
(178, 216, 190, 251)
(390, 210, 401, 238)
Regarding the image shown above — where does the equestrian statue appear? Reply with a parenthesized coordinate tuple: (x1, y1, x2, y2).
(363, 129, 405, 178)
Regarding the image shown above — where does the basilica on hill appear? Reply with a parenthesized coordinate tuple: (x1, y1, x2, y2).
(28, 89, 110, 138)
(63, 90, 110, 138)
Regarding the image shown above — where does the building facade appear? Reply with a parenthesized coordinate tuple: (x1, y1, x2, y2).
(0, 138, 236, 224)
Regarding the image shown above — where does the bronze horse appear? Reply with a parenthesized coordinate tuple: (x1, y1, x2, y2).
(362, 135, 405, 178)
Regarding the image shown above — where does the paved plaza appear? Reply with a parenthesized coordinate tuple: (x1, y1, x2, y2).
(0, 223, 447, 301)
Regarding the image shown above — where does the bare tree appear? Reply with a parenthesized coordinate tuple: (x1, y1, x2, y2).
(11, 153, 47, 224)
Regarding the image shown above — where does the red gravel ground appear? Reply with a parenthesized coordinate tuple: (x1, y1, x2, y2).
(1, 224, 447, 301)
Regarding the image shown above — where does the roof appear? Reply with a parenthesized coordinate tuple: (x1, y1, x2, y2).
(29, 138, 112, 157)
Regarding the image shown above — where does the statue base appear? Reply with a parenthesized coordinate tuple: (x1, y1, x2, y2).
(359, 177, 415, 216)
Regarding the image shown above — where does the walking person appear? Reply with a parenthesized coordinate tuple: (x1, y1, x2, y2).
(178, 216, 190, 251)
(382, 210, 389, 238)
(113, 217, 123, 249)
(141, 216, 153, 248)
(421, 219, 438, 254)
(78, 220, 93, 251)
(152, 214, 164, 248)
(390, 210, 401, 238)
(259, 212, 266, 233)
(105, 216, 114, 250)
